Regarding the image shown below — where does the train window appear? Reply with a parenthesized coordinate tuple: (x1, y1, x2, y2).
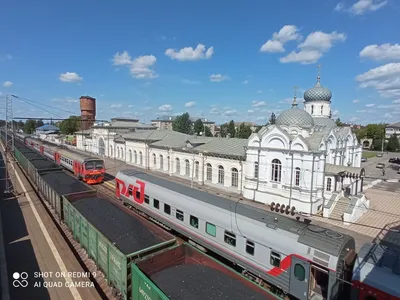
(135, 190, 140, 200)
(224, 231, 236, 247)
(176, 210, 184, 221)
(153, 199, 160, 209)
(128, 187, 132, 195)
(270, 251, 281, 267)
(206, 222, 216, 237)
(164, 204, 171, 215)
(190, 215, 199, 228)
(294, 264, 305, 281)
(144, 195, 150, 204)
(246, 241, 255, 255)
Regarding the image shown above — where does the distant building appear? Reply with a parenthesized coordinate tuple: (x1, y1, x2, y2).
(76, 117, 156, 155)
(35, 124, 60, 135)
(385, 122, 400, 139)
(151, 116, 216, 135)
(234, 122, 259, 132)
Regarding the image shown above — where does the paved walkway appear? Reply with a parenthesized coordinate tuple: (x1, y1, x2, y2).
(0, 148, 101, 300)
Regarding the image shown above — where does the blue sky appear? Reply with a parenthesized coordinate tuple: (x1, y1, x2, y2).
(1, 0, 400, 125)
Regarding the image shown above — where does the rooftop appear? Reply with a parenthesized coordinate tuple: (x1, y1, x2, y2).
(152, 115, 215, 124)
(387, 122, 400, 129)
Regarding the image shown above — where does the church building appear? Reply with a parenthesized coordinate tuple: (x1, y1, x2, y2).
(75, 75, 367, 222)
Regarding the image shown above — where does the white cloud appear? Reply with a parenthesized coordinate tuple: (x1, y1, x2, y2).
(260, 25, 301, 53)
(384, 113, 393, 118)
(350, 0, 388, 15)
(242, 80, 249, 84)
(3, 81, 13, 87)
(223, 109, 238, 116)
(128, 104, 134, 108)
(252, 100, 266, 107)
(185, 101, 196, 108)
(280, 31, 346, 64)
(111, 52, 158, 79)
(165, 44, 214, 61)
(248, 109, 255, 113)
(360, 44, 400, 61)
(393, 99, 400, 104)
(130, 55, 158, 79)
(365, 103, 375, 107)
(257, 90, 263, 94)
(332, 109, 340, 117)
(356, 63, 400, 98)
(335, 0, 388, 15)
(209, 106, 220, 115)
(349, 116, 360, 122)
(353, 99, 360, 103)
(209, 74, 229, 82)
(356, 109, 367, 113)
(113, 51, 132, 65)
(110, 104, 122, 108)
(159, 104, 172, 112)
(51, 97, 78, 104)
(59, 72, 82, 83)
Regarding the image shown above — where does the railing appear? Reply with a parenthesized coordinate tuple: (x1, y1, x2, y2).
(343, 195, 369, 224)
(323, 192, 340, 217)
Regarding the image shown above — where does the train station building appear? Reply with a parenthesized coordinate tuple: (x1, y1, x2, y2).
(76, 75, 367, 220)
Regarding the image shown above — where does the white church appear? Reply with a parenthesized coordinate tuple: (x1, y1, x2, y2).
(76, 75, 367, 222)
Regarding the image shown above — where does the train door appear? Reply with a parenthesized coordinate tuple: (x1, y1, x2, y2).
(289, 257, 309, 300)
(54, 152, 61, 165)
(309, 264, 329, 300)
(40, 146, 44, 155)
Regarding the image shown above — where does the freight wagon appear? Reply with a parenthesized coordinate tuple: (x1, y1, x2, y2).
(131, 243, 279, 300)
(63, 195, 177, 300)
(4, 133, 280, 300)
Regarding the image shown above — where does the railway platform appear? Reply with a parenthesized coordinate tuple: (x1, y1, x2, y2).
(0, 149, 102, 300)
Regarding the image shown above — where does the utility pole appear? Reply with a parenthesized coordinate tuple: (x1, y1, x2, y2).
(4, 94, 15, 194)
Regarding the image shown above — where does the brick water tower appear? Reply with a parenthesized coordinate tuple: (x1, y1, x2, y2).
(80, 96, 96, 130)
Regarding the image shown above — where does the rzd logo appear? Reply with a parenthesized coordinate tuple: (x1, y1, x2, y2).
(12, 272, 28, 288)
(115, 178, 145, 204)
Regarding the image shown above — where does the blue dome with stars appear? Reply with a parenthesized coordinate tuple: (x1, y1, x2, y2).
(304, 76, 332, 103)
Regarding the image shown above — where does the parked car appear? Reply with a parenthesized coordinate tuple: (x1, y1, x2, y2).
(361, 157, 367, 162)
(376, 153, 383, 157)
(388, 157, 400, 164)
(376, 162, 385, 169)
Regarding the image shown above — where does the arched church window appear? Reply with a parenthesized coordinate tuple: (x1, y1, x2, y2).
(134, 150, 137, 163)
(254, 162, 259, 179)
(176, 158, 180, 174)
(231, 168, 238, 187)
(295, 167, 301, 186)
(206, 163, 212, 181)
(327, 178, 332, 191)
(185, 159, 190, 176)
(139, 151, 143, 165)
(218, 166, 224, 184)
(153, 153, 156, 167)
(311, 105, 314, 114)
(160, 155, 164, 170)
(320, 105, 323, 115)
(271, 159, 282, 183)
(129, 150, 132, 162)
(195, 161, 199, 179)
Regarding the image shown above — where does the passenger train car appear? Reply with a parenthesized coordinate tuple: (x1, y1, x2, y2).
(116, 169, 356, 300)
(14, 133, 105, 184)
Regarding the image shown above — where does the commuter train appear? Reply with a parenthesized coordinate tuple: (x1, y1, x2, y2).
(7, 131, 400, 300)
(116, 170, 400, 300)
(14, 132, 105, 184)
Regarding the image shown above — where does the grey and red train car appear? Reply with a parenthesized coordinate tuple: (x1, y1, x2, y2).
(15, 133, 105, 184)
(115, 169, 400, 300)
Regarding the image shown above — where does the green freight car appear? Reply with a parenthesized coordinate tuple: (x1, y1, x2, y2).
(131, 243, 279, 300)
(62, 194, 177, 300)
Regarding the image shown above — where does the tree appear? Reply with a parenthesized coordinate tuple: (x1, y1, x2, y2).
(23, 119, 36, 134)
(17, 120, 24, 130)
(227, 120, 236, 137)
(236, 123, 252, 139)
(59, 116, 81, 134)
(335, 118, 343, 126)
(219, 124, 228, 137)
(269, 113, 276, 125)
(386, 134, 400, 152)
(193, 119, 204, 135)
(36, 119, 44, 128)
(172, 113, 192, 134)
(204, 126, 213, 137)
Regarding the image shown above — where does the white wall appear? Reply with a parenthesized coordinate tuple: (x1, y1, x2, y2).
(304, 101, 331, 118)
